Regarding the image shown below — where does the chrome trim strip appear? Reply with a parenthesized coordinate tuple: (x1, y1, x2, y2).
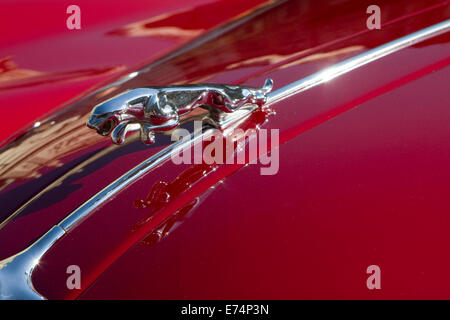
(0, 144, 120, 231)
(0, 19, 448, 300)
(59, 127, 213, 231)
(0, 226, 65, 300)
(0, 128, 214, 300)
(266, 19, 450, 105)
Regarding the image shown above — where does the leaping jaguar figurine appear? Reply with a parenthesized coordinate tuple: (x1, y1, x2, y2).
(86, 79, 273, 145)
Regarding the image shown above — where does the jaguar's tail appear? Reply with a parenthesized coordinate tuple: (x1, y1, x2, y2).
(261, 78, 274, 93)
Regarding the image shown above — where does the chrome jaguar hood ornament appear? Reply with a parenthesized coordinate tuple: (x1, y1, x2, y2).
(86, 79, 273, 145)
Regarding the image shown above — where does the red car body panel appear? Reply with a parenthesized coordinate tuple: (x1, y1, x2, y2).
(0, 0, 449, 299)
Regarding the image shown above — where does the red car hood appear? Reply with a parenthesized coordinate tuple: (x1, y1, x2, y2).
(0, 0, 449, 299)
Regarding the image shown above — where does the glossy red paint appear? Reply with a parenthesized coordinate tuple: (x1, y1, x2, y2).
(1, 0, 449, 299)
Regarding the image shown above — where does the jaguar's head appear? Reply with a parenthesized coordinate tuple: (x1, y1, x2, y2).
(87, 106, 119, 137)
(87, 88, 156, 143)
